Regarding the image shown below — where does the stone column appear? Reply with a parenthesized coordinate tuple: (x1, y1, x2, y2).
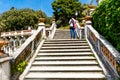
(85, 16, 92, 25)
(84, 16, 92, 39)
(38, 18, 45, 27)
(89, 5, 95, 15)
(38, 18, 46, 38)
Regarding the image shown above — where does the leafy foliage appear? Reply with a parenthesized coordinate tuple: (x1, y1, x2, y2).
(17, 60, 28, 73)
(92, 0, 120, 51)
(0, 8, 48, 31)
(11, 60, 28, 75)
(52, 0, 83, 26)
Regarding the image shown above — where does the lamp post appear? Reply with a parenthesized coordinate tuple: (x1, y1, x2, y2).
(75, 10, 78, 19)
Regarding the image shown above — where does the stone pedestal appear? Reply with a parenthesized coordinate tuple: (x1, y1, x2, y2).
(45, 24, 50, 28)
(38, 18, 46, 39)
(38, 18, 45, 26)
(52, 19, 56, 23)
(84, 16, 92, 25)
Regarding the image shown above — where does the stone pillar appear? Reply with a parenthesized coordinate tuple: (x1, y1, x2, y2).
(52, 19, 56, 23)
(38, 18, 45, 27)
(85, 16, 92, 25)
(84, 16, 92, 39)
(38, 18, 46, 38)
(89, 5, 95, 15)
(0, 57, 12, 80)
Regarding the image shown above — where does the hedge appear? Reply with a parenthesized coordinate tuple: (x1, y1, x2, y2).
(92, 0, 120, 51)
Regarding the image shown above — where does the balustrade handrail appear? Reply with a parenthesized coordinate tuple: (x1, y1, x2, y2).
(13, 27, 45, 64)
(46, 22, 56, 39)
(76, 22, 84, 39)
(1, 30, 34, 37)
(0, 57, 12, 63)
(86, 25, 120, 59)
(49, 22, 56, 30)
(85, 24, 120, 78)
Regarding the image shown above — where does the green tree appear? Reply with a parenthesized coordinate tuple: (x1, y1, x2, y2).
(0, 8, 47, 31)
(92, 0, 120, 51)
(52, 0, 82, 26)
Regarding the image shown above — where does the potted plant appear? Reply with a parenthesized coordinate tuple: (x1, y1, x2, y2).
(45, 24, 50, 28)
(39, 18, 45, 23)
(84, 16, 92, 21)
(80, 23, 84, 27)
(89, 5, 95, 9)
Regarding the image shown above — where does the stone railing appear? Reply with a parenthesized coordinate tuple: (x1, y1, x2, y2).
(10, 24, 46, 80)
(1, 30, 34, 37)
(13, 26, 45, 63)
(1, 30, 36, 56)
(85, 21, 120, 79)
(18, 21, 56, 80)
(46, 21, 56, 39)
(76, 21, 85, 39)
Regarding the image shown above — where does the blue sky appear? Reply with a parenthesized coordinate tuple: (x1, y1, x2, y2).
(0, 0, 97, 17)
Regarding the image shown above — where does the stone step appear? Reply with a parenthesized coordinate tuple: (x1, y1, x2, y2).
(35, 56, 95, 61)
(25, 78, 105, 80)
(25, 72, 105, 80)
(37, 52, 93, 56)
(53, 30, 70, 39)
(29, 66, 103, 72)
(41, 46, 90, 50)
(54, 30, 70, 32)
(32, 60, 98, 66)
(39, 49, 91, 53)
(42, 43, 89, 47)
(46, 39, 86, 42)
(21, 31, 106, 80)
(44, 41, 87, 44)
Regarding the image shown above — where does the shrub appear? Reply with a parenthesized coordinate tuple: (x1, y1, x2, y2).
(92, 0, 120, 51)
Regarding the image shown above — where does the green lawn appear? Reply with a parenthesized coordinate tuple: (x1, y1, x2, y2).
(58, 25, 70, 30)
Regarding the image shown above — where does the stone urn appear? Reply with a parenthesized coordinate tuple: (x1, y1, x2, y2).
(89, 5, 95, 9)
(52, 19, 56, 21)
(0, 40, 8, 56)
(80, 23, 84, 27)
(84, 16, 92, 21)
(52, 18, 56, 23)
(39, 18, 45, 23)
(45, 24, 51, 28)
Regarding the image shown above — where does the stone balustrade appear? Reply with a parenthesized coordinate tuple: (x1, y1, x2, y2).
(1, 30, 34, 37)
(46, 21, 56, 39)
(0, 30, 36, 56)
(76, 21, 85, 39)
(85, 20, 120, 79)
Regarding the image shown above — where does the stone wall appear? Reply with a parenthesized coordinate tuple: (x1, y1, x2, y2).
(0, 57, 12, 80)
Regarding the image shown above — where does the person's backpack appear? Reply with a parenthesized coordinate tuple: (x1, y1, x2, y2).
(71, 19, 74, 27)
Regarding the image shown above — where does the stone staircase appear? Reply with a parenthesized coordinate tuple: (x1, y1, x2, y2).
(53, 30, 71, 39)
(23, 38, 106, 80)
